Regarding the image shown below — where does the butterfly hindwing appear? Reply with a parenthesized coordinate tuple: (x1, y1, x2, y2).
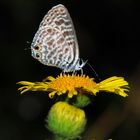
(31, 4, 85, 72)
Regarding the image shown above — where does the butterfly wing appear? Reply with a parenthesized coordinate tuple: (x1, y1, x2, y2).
(31, 4, 79, 71)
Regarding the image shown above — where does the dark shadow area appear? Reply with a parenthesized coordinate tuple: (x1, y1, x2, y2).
(0, 0, 140, 140)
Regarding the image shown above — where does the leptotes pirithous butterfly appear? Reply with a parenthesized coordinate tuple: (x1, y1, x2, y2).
(31, 4, 87, 72)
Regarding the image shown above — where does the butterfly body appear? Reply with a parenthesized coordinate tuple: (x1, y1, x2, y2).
(31, 4, 86, 72)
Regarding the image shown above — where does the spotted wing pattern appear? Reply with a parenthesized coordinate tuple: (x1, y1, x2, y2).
(31, 4, 80, 72)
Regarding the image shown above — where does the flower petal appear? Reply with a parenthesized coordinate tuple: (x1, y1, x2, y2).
(49, 91, 57, 98)
(95, 76, 129, 97)
(43, 76, 55, 82)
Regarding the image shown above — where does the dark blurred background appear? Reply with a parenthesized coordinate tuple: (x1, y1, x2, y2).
(0, 0, 140, 140)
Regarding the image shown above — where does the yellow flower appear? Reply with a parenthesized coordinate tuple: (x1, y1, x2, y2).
(17, 74, 129, 98)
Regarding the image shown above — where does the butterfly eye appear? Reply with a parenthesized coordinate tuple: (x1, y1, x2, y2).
(35, 53, 41, 59)
(34, 45, 40, 51)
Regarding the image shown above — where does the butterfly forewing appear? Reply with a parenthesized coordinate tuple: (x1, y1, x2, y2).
(31, 4, 80, 72)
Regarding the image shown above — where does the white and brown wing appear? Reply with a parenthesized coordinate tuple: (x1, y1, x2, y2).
(31, 4, 80, 72)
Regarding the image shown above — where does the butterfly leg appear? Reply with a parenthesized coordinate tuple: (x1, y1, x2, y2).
(80, 68, 83, 75)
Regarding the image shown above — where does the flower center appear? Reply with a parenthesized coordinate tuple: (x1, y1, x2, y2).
(48, 74, 97, 92)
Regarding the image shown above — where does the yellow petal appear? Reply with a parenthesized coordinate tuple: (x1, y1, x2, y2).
(68, 90, 74, 98)
(96, 76, 129, 97)
(43, 76, 55, 82)
(73, 90, 78, 95)
(17, 81, 34, 85)
(49, 91, 57, 98)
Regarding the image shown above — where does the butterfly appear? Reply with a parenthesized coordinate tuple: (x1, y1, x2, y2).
(31, 4, 87, 72)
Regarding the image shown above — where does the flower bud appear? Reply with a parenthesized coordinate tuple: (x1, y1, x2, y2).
(46, 101, 86, 140)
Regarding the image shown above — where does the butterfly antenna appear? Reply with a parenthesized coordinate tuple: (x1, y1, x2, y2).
(26, 41, 31, 44)
(86, 62, 101, 81)
(24, 41, 31, 50)
(24, 47, 31, 51)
